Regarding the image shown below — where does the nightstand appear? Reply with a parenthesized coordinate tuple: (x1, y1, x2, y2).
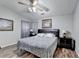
(30, 34, 36, 37)
(29, 32, 37, 37)
(57, 37, 75, 50)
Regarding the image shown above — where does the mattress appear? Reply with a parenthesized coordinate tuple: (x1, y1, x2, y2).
(17, 35, 57, 58)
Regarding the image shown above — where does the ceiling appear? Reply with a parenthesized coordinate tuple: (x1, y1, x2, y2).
(0, 0, 78, 20)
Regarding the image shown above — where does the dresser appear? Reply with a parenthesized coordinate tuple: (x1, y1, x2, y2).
(57, 37, 75, 50)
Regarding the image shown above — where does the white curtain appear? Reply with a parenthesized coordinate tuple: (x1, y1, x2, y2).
(21, 21, 31, 38)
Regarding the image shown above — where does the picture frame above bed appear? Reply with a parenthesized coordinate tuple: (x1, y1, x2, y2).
(0, 18, 13, 31)
(42, 19, 52, 28)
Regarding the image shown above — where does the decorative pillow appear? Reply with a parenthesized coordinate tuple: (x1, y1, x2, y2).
(37, 33, 45, 37)
(44, 33, 55, 38)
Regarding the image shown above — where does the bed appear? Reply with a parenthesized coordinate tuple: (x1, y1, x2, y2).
(17, 29, 60, 58)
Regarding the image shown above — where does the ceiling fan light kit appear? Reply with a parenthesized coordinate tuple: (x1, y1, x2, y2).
(18, 0, 49, 15)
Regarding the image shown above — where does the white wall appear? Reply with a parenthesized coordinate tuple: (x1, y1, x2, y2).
(0, 6, 21, 48)
(73, 1, 79, 55)
(38, 15, 73, 35)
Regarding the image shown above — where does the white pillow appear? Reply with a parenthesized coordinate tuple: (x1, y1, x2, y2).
(44, 33, 55, 38)
(37, 33, 45, 37)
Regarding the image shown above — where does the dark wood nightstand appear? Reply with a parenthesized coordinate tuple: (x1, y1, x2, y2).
(29, 32, 37, 37)
(57, 37, 75, 50)
(30, 34, 36, 37)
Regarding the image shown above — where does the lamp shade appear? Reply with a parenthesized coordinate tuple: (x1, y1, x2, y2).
(30, 29, 33, 32)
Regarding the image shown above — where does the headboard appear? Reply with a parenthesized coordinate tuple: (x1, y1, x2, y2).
(38, 29, 60, 38)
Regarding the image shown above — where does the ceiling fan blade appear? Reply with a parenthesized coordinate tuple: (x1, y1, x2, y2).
(18, 2, 27, 5)
(36, 8, 45, 15)
(36, 6, 44, 11)
(18, 1, 35, 7)
(37, 4, 49, 11)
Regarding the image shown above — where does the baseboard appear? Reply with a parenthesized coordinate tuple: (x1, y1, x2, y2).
(1, 43, 17, 48)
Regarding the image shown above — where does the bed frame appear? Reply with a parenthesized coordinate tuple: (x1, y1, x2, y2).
(38, 29, 60, 38)
(17, 29, 60, 57)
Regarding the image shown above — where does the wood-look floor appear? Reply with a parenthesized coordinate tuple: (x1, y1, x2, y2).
(53, 48, 78, 58)
(0, 45, 78, 58)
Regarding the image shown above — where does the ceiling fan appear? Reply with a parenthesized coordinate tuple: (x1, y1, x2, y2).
(18, 0, 49, 14)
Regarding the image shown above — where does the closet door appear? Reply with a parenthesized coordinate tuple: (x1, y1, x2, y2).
(21, 21, 31, 38)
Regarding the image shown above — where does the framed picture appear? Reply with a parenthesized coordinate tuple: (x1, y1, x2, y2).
(42, 19, 52, 28)
(0, 18, 13, 31)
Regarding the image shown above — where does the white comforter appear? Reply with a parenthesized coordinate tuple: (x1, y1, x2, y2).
(19, 35, 57, 49)
(17, 35, 57, 58)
